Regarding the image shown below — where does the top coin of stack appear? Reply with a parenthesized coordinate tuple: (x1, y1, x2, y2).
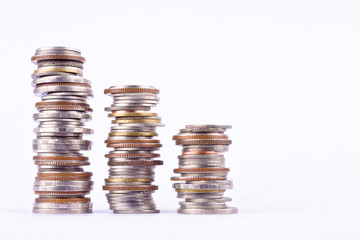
(171, 125, 238, 214)
(31, 47, 94, 214)
(103, 85, 164, 213)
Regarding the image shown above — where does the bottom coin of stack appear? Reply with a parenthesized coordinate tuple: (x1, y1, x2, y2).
(171, 125, 238, 214)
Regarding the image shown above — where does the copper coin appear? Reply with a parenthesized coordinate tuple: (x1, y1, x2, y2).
(103, 185, 158, 191)
(105, 153, 160, 158)
(107, 160, 163, 166)
(174, 167, 230, 173)
(104, 87, 159, 94)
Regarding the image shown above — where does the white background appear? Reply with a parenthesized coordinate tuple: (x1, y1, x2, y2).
(0, 0, 359, 239)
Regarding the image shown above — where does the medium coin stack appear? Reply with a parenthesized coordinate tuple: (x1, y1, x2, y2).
(31, 47, 93, 214)
(171, 125, 238, 214)
(103, 85, 164, 213)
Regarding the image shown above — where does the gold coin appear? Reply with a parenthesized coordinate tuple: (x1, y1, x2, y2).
(112, 119, 161, 124)
(34, 67, 83, 74)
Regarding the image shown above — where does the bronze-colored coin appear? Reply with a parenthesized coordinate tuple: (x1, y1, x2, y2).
(103, 185, 158, 191)
(31, 54, 86, 63)
(176, 139, 232, 145)
(107, 160, 163, 166)
(105, 153, 160, 158)
(105, 139, 160, 144)
(33, 156, 88, 161)
(104, 88, 159, 94)
(173, 167, 230, 173)
(106, 143, 162, 148)
(173, 134, 229, 140)
(35, 101, 89, 107)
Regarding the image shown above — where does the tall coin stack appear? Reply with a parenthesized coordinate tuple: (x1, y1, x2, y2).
(31, 47, 93, 214)
(171, 125, 238, 214)
(103, 85, 164, 213)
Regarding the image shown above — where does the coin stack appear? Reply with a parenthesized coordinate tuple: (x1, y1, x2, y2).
(103, 85, 164, 214)
(31, 47, 93, 214)
(171, 125, 238, 214)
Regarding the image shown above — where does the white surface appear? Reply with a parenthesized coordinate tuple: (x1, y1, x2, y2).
(0, 0, 359, 239)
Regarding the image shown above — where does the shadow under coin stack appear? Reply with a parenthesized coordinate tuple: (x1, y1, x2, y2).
(31, 47, 93, 214)
(103, 85, 164, 213)
(172, 125, 238, 214)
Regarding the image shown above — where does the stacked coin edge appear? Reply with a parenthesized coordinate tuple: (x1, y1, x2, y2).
(31, 47, 94, 214)
(172, 125, 238, 214)
(103, 85, 163, 213)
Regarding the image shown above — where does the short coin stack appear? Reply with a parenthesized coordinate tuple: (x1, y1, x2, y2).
(172, 125, 238, 214)
(31, 47, 93, 214)
(103, 85, 163, 213)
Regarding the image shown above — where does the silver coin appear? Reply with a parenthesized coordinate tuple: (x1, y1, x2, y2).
(107, 85, 156, 89)
(184, 124, 231, 132)
(32, 208, 92, 214)
(179, 202, 227, 209)
(33, 185, 92, 192)
(35, 46, 81, 55)
(106, 192, 152, 198)
(33, 139, 91, 145)
(105, 106, 151, 111)
(33, 202, 92, 209)
(34, 86, 93, 97)
(32, 72, 82, 80)
(178, 154, 225, 160)
(34, 180, 93, 186)
(177, 207, 238, 214)
(33, 144, 91, 151)
(186, 197, 232, 203)
(34, 127, 93, 134)
(176, 192, 225, 199)
(37, 60, 84, 69)
(173, 182, 233, 190)
(39, 122, 85, 127)
(113, 209, 160, 214)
